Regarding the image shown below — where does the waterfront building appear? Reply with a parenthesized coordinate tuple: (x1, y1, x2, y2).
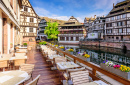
(0, 0, 22, 54)
(20, 0, 38, 45)
(37, 17, 66, 41)
(85, 15, 105, 39)
(105, 0, 130, 41)
(58, 16, 86, 44)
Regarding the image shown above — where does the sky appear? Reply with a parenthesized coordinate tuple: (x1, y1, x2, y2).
(30, 0, 124, 22)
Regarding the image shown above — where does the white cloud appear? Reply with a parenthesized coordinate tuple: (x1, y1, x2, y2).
(34, 7, 50, 16)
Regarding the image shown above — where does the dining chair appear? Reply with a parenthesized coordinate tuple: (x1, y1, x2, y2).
(14, 59, 26, 69)
(70, 70, 89, 85)
(20, 64, 35, 80)
(26, 75, 40, 85)
(54, 57, 66, 63)
(64, 67, 86, 81)
(0, 60, 8, 71)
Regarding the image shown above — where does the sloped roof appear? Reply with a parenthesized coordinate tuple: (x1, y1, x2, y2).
(39, 17, 67, 25)
(85, 17, 95, 21)
(106, 0, 130, 17)
(68, 16, 79, 22)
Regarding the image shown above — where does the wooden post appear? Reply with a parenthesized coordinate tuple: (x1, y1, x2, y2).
(64, 54, 65, 57)
(92, 68, 96, 80)
(74, 58, 76, 63)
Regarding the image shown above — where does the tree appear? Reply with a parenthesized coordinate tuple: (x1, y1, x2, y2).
(44, 21, 59, 41)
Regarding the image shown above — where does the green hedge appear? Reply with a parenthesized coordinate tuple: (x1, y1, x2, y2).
(39, 41, 47, 45)
(23, 43, 27, 46)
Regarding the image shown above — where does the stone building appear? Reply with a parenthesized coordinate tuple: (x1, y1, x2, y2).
(105, 0, 130, 41)
(58, 16, 86, 44)
(37, 17, 66, 41)
(20, 0, 38, 45)
(0, 0, 22, 54)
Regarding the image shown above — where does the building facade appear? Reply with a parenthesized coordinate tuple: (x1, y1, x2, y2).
(58, 16, 86, 44)
(105, 0, 130, 41)
(0, 0, 22, 54)
(20, 0, 38, 45)
(37, 17, 66, 41)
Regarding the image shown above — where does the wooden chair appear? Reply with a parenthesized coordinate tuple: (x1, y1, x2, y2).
(20, 64, 35, 80)
(63, 67, 86, 81)
(14, 59, 26, 69)
(70, 70, 89, 85)
(54, 57, 66, 63)
(26, 75, 40, 85)
(0, 60, 8, 71)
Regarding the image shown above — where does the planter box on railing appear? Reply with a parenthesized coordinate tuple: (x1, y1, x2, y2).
(100, 63, 130, 80)
(65, 50, 73, 55)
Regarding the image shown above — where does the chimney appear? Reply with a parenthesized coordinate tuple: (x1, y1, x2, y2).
(113, 3, 114, 8)
(94, 15, 96, 19)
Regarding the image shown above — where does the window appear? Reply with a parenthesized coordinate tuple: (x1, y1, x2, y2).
(122, 21, 126, 26)
(122, 14, 126, 18)
(60, 37, 65, 41)
(66, 37, 69, 41)
(116, 37, 119, 39)
(30, 18, 34, 22)
(76, 37, 79, 41)
(29, 28, 33, 32)
(107, 29, 112, 33)
(117, 22, 122, 26)
(117, 16, 120, 20)
(24, 7, 28, 12)
(119, 28, 123, 33)
(106, 23, 112, 27)
(111, 17, 114, 21)
(127, 28, 130, 33)
(71, 37, 73, 41)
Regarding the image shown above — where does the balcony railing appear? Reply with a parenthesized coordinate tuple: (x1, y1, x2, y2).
(47, 43, 130, 85)
(58, 28, 83, 31)
(20, 22, 38, 27)
(22, 33, 37, 37)
(21, 11, 36, 17)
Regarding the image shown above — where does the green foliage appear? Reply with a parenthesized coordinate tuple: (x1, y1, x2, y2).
(23, 43, 27, 46)
(44, 21, 59, 40)
(39, 41, 47, 45)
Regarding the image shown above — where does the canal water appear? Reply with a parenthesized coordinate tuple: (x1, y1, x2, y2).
(59, 44, 130, 67)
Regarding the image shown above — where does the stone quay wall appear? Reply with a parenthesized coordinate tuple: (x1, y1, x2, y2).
(80, 41, 130, 50)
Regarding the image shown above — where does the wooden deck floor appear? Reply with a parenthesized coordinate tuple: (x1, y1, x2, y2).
(26, 48, 63, 85)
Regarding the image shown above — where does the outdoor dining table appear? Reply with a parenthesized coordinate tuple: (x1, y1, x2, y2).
(48, 55, 62, 60)
(79, 80, 108, 85)
(0, 70, 29, 85)
(56, 62, 80, 71)
(0, 56, 27, 61)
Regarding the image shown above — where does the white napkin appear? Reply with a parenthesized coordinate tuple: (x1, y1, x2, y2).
(0, 75, 14, 83)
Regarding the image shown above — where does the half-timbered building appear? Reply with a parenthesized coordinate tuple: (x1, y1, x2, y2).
(20, 0, 38, 45)
(105, 0, 130, 41)
(58, 16, 86, 44)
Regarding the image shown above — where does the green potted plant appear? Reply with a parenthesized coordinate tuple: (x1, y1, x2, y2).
(23, 43, 27, 47)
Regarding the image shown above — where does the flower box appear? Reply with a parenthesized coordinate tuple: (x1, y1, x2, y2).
(100, 63, 130, 80)
(65, 50, 73, 55)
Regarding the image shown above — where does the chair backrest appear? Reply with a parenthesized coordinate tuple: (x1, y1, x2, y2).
(26, 75, 40, 85)
(20, 64, 35, 74)
(70, 70, 89, 85)
(0, 60, 8, 68)
(14, 59, 26, 66)
(66, 67, 86, 80)
(54, 57, 66, 63)
(2, 54, 12, 57)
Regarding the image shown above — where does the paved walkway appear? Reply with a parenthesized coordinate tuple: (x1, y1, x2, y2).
(26, 48, 62, 85)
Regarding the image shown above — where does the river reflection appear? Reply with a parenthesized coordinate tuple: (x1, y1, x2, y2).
(59, 44, 130, 67)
